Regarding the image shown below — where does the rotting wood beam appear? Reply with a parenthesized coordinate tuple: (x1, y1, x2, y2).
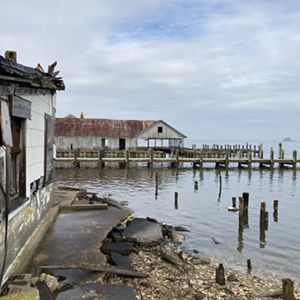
(38, 263, 148, 278)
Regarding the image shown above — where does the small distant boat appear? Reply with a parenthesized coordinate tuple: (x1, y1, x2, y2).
(283, 137, 295, 142)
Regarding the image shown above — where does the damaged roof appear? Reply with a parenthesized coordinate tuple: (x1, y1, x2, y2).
(0, 55, 65, 91)
(55, 117, 157, 138)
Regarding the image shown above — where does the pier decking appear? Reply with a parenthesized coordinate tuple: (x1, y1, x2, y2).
(55, 144, 300, 169)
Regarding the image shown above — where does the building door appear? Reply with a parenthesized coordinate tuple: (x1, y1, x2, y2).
(119, 138, 126, 150)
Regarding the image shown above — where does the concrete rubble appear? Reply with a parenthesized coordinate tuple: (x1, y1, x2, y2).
(1, 187, 299, 299)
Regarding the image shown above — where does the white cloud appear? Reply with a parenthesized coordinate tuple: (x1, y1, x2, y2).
(0, 0, 299, 139)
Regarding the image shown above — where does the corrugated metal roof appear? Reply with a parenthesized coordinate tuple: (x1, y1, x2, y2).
(55, 117, 157, 138)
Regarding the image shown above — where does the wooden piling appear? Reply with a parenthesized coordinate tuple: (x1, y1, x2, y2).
(282, 278, 295, 300)
(247, 259, 252, 274)
(279, 143, 283, 159)
(194, 181, 198, 191)
(232, 197, 236, 208)
(242, 193, 249, 210)
(270, 148, 274, 168)
(174, 192, 178, 209)
(215, 264, 225, 285)
(273, 200, 279, 212)
(273, 200, 279, 222)
(259, 202, 268, 247)
(239, 197, 245, 214)
(292, 151, 297, 169)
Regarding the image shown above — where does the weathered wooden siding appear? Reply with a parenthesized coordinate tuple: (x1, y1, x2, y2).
(55, 136, 137, 150)
(0, 182, 54, 281)
(25, 94, 55, 197)
(137, 121, 185, 139)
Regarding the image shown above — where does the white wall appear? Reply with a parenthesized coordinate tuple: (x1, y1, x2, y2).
(55, 136, 138, 150)
(137, 121, 185, 139)
(24, 94, 55, 197)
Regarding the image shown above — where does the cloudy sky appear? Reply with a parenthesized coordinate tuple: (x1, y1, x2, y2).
(1, 0, 299, 141)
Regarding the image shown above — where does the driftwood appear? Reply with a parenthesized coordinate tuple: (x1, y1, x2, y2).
(39, 263, 148, 278)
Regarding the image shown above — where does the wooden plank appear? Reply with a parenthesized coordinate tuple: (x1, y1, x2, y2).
(11, 95, 31, 119)
(39, 263, 148, 278)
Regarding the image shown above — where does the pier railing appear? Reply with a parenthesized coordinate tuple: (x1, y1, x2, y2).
(55, 145, 299, 169)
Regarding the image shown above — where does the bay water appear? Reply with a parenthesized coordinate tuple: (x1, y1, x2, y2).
(55, 140, 300, 285)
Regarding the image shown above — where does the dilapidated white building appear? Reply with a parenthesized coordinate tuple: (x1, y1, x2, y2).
(55, 115, 186, 150)
(0, 51, 64, 284)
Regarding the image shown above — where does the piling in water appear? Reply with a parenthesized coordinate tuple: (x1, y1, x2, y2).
(216, 264, 225, 285)
(247, 259, 252, 274)
(174, 192, 178, 209)
(242, 192, 249, 210)
(282, 278, 295, 300)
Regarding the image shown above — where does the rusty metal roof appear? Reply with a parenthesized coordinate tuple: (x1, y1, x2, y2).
(55, 117, 157, 138)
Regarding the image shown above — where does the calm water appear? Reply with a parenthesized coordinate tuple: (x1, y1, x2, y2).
(55, 140, 300, 285)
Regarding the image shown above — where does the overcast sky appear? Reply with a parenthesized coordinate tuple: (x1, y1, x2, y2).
(1, 0, 299, 141)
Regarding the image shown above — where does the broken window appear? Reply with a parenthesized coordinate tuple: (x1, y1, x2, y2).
(0, 98, 26, 212)
(158, 126, 163, 133)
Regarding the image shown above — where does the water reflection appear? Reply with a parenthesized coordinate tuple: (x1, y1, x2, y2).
(55, 167, 300, 284)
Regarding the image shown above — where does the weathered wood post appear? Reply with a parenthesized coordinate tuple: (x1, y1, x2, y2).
(239, 197, 245, 228)
(279, 143, 283, 159)
(273, 200, 279, 222)
(174, 192, 178, 209)
(215, 264, 225, 285)
(232, 197, 237, 208)
(242, 192, 249, 210)
(247, 259, 252, 274)
(155, 172, 158, 198)
(270, 148, 274, 169)
(194, 181, 198, 191)
(225, 151, 229, 168)
(292, 150, 297, 169)
(199, 151, 203, 169)
(282, 278, 295, 300)
(259, 202, 268, 248)
(248, 150, 252, 169)
(125, 150, 129, 166)
(148, 149, 153, 168)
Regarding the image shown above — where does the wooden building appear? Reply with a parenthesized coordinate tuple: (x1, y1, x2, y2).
(0, 51, 64, 284)
(55, 115, 186, 150)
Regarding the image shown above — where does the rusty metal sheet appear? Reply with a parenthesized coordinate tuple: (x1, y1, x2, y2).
(55, 118, 156, 138)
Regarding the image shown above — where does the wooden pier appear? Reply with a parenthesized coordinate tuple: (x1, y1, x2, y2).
(55, 144, 300, 169)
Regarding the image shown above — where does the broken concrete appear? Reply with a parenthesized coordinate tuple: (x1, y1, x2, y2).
(122, 218, 163, 244)
(109, 253, 132, 269)
(56, 283, 136, 300)
(101, 242, 134, 256)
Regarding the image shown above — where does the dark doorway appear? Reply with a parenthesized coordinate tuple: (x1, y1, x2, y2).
(119, 138, 126, 150)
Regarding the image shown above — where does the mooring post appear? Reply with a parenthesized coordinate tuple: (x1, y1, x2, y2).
(242, 192, 249, 210)
(239, 197, 245, 214)
(282, 278, 295, 300)
(232, 197, 236, 208)
(194, 181, 198, 191)
(292, 150, 297, 169)
(247, 259, 252, 274)
(216, 264, 225, 285)
(279, 143, 283, 159)
(273, 200, 279, 222)
(270, 148, 274, 169)
(174, 192, 178, 209)
(259, 202, 268, 247)
(148, 149, 154, 168)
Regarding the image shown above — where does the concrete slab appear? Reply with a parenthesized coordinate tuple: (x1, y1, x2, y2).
(122, 218, 163, 244)
(31, 206, 130, 269)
